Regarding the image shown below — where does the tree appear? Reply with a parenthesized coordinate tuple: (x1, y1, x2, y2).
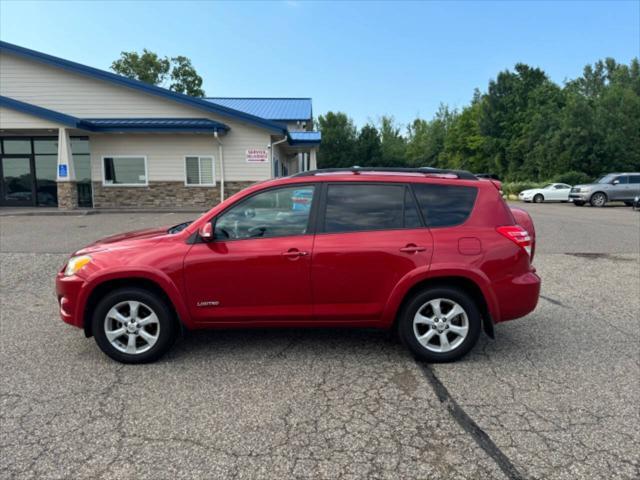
(354, 124, 382, 166)
(317, 112, 357, 168)
(111, 49, 170, 86)
(406, 104, 456, 168)
(169, 56, 205, 97)
(379, 116, 407, 167)
(111, 50, 205, 97)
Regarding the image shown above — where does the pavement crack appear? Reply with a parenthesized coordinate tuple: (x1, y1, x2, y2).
(416, 361, 526, 480)
(539, 294, 567, 308)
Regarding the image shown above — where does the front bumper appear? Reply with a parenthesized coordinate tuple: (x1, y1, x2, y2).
(569, 192, 590, 201)
(518, 194, 532, 202)
(55, 273, 85, 328)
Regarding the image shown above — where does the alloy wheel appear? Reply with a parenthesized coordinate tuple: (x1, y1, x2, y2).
(103, 300, 160, 355)
(413, 298, 469, 353)
(592, 193, 606, 207)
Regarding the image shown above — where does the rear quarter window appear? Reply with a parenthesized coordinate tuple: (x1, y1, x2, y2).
(412, 184, 478, 227)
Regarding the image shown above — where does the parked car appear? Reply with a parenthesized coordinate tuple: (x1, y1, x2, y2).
(570, 173, 640, 207)
(518, 183, 572, 203)
(56, 167, 540, 364)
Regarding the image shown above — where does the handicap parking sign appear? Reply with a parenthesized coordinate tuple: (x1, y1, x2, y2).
(58, 164, 68, 177)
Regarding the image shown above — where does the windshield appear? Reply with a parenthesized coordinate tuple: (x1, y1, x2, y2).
(595, 174, 615, 184)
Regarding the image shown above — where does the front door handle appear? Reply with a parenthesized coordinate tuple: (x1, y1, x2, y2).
(400, 244, 426, 253)
(282, 249, 309, 259)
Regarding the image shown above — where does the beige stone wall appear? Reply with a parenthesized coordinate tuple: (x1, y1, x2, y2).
(57, 182, 78, 209)
(91, 181, 254, 209)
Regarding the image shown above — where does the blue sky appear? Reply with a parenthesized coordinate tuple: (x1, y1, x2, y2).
(1, 1, 638, 127)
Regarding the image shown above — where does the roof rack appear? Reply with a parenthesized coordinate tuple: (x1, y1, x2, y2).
(292, 166, 478, 180)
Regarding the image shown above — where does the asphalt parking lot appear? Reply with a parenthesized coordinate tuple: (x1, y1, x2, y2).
(1, 203, 639, 479)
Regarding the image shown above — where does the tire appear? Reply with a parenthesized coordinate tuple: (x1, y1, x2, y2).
(92, 287, 177, 364)
(624, 202, 633, 207)
(573, 201, 585, 206)
(533, 194, 544, 203)
(398, 287, 481, 363)
(590, 192, 607, 207)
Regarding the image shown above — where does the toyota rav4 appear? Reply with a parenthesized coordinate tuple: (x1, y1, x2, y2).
(56, 167, 540, 364)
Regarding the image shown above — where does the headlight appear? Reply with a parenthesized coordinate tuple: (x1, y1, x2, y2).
(64, 255, 92, 276)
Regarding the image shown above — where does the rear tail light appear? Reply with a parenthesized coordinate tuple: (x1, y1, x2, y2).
(496, 225, 532, 256)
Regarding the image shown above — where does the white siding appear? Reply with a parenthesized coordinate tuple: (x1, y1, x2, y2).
(1, 52, 203, 118)
(1, 52, 275, 181)
(0, 106, 65, 129)
(89, 133, 271, 182)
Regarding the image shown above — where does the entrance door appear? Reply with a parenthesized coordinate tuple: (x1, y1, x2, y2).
(0, 156, 35, 206)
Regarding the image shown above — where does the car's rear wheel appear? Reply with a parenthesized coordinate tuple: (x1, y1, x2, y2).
(573, 201, 585, 206)
(533, 194, 544, 203)
(399, 287, 481, 363)
(92, 288, 177, 364)
(590, 192, 607, 207)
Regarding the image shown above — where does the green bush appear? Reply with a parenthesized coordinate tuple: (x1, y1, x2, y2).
(550, 171, 593, 185)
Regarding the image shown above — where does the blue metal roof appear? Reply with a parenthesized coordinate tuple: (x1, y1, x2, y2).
(0, 41, 286, 134)
(206, 98, 312, 121)
(1, 96, 230, 132)
(84, 118, 229, 132)
(0, 95, 83, 128)
(288, 131, 321, 145)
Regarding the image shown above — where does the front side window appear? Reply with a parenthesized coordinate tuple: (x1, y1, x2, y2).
(103, 156, 147, 186)
(185, 156, 215, 186)
(412, 184, 478, 228)
(214, 186, 315, 240)
(613, 176, 628, 184)
(323, 184, 408, 233)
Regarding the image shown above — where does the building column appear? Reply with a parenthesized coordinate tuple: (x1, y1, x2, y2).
(56, 128, 78, 209)
(309, 149, 317, 170)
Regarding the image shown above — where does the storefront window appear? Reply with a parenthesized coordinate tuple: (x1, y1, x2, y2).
(103, 156, 147, 185)
(2, 139, 32, 154)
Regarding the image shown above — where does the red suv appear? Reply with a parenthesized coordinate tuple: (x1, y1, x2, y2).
(56, 167, 540, 364)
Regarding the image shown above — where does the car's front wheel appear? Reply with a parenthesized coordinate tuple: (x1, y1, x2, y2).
(533, 194, 544, 203)
(399, 287, 481, 363)
(92, 288, 177, 364)
(590, 192, 607, 207)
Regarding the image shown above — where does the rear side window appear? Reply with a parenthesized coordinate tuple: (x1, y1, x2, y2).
(323, 184, 421, 233)
(412, 184, 478, 227)
(628, 175, 640, 184)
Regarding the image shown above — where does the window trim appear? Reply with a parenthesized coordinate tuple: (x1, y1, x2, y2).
(316, 182, 426, 236)
(184, 155, 216, 187)
(210, 183, 320, 242)
(101, 155, 148, 187)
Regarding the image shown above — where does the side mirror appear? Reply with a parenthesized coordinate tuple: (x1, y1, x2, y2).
(612, 179, 620, 185)
(198, 222, 214, 241)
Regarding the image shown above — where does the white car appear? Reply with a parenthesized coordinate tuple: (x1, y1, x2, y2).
(518, 183, 572, 203)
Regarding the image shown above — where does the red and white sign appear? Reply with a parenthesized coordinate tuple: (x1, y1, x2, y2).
(246, 149, 268, 163)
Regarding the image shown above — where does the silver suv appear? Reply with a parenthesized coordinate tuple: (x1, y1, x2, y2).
(570, 173, 640, 207)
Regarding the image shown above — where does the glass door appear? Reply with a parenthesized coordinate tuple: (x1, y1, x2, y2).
(0, 156, 35, 206)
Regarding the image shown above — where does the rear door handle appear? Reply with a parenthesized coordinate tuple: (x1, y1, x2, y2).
(282, 249, 309, 259)
(400, 244, 426, 253)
